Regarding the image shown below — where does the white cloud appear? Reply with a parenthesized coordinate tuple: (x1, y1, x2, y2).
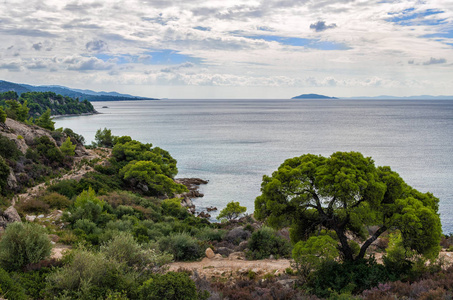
(0, 0, 452, 97)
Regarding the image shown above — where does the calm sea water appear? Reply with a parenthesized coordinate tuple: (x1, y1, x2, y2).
(55, 99, 453, 233)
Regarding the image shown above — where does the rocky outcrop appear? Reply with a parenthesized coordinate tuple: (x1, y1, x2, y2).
(2, 118, 55, 153)
(0, 206, 21, 229)
(175, 178, 208, 214)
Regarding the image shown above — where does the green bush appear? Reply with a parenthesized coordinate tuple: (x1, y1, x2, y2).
(0, 134, 21, 161)
(247, 227, 291, 259)
(47, 179, 80, 198)
(100, 232, 172, 270)
(40, 192, 71, 209)
(139, 272, 198, 300)
(308, 258, 393, 298)
(0, 267, 27, 300)
(0, 156, 13, 195)
(46, 250, 133, 299)
(0, 222, 52, 271)
(159, 232, 202, 261)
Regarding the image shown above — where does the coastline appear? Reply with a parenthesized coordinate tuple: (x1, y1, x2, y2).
(51, 110, 100, 119)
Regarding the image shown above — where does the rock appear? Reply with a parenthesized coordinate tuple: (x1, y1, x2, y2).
(277, 279, 296, 288)
(0, 206, 21, 228)
(7, 170, 17, 189)
(236, 241, 249, 251)
(217, 247, 234, 257)
(269, 255, 275, 260)
(207, 206, 218, 212)
(198, 211, 211, 219)
(26, 215, 37, 222)
(214, 254, 223, 260)
(229, 252, 246, 260)
(4, 206, 21, 222)
(225, 227, 251, 245)
(205, 248, 215, 259)
(48, 234, 60, 243)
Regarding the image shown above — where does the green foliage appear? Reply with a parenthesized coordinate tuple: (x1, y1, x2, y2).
(46, 250, 134, 299)
(308, 259, 393, 298)
(138, 272, 199, 300)
(0, 157, 10, 195)
(5, 100, 29, 122)
(0, 222, 52, 271)
(120, 160, 187, 197)
(159, 232, 202, 261)
(94, 128, 115, 148)
(292, 235, 339, 281)
(34, 108, 55, 130)
(0, 107, 6, 123)
(60, 137, 76, 156)
(47, 179, 80, 198)
(0, 134, 21, 161)
(100, 232, 172, 270)
(33, 135, 64, 166)
(255, 151, 442, 262)
(162, 198, 190, 219)
(217, 201, 247, 221)
(40, 192, 71, 209)
(247, 226, 291, 259)
(0, 267, 27, 300)
(112, 140, 178, 178)
(10, 91, 95, 117)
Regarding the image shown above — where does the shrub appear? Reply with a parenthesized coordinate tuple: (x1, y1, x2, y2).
(247, 227, 291, 259)
(40, 192, 71, 209)
(159, 232, 202, 261)
(309, 259, 392, 298)
(0, 222, 52, 271)
(0, 134, 21, 161)
(138, 272, 198, 300)
(100, 232, 172, 270)
(0, 157, 10, 195)
(0, 267, 27, 300)
(195, 227, 225, 242)
(16, 198, 50, 214)
(47, 179, 79, 199)
(60, 137, 76, 156)
(46, 250, 131, 299)
(217, 201, 247, 221)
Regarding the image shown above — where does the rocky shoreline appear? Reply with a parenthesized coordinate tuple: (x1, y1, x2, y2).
(175, 178, 214, 216)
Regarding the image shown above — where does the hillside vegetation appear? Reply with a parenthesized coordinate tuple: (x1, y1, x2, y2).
(0, 97, 451, 299)
(0, 91, 95, 117)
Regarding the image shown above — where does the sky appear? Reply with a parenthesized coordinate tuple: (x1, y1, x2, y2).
(0, 0, 452, 99)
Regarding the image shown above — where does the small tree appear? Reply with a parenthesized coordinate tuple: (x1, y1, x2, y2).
(217, 201, 247, 221)
(60, 136, 76, 156)
(94, 128, 114, 148)
(35, 108, 55, 131)
(0, 222, 52, 271)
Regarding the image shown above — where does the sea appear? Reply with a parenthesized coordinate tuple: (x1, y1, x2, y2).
(54, 99, 453, 234)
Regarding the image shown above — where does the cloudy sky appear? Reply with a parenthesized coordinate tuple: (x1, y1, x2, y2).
(0, 0, 452, 98)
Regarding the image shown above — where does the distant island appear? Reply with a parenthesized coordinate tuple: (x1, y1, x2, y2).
(292, 93, 338, 99)
(0, 80, 158, 102)
(292, 93, 453, 100)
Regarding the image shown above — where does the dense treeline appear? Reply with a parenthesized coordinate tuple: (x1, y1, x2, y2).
(0, 91, 95, 117)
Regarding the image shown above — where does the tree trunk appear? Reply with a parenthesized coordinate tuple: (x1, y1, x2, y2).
(357, 225, 387, 260)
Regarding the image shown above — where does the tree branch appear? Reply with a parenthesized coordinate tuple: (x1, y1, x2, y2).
(357, 225, 388, 260)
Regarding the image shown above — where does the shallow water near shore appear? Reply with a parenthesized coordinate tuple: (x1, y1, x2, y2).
(55, 99, 453, 233)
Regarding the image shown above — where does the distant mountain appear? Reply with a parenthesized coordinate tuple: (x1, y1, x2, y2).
(0, 80, 158, 101)
(292, 93, 338, 99)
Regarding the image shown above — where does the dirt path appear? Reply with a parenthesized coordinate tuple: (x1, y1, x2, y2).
(168, 257, 292, 278)
(13, 148, 102, 206)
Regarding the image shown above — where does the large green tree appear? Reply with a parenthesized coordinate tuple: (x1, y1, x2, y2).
(255, 151, 441, 262)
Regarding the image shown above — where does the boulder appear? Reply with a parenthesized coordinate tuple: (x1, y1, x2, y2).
(0, 206, 21, 228)
(205, 248, 215, 259)
(217, 247, 234, 257)
(228, 252, 246, 260)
